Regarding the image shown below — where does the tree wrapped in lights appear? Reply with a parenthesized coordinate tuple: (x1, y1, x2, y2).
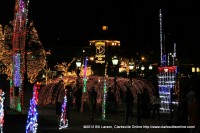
(59, 90, 68, 130)
(0, 24, 13, 78)
(0, 20, 46, 110)
(26, 85, 38, 133)
(0, 21, 46, 83)
(54, 58, 76, 77)
(0, 90, 5, 133)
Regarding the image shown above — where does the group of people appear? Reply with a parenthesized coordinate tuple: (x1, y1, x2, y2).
(55, 84, 136, 125)
(55, 85, 83, 124)
(55, 84, 98, 124)
(54, 84, 162, 126)
(52, 78, 200, 133)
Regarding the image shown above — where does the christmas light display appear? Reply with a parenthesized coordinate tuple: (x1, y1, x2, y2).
(38, 76, 153, 105)
(158, 66, 178, 112)
(9, 80, 14, 109)
(80, 57, 88, 112)
(12, 53, 22, 112)
(159, 9, 163, 66)
(59, 90, 68, 130)
(158, 9, 178, 112)
(102, 79, 107, 120)
(11, 0, 30, 112)
(26, 85, 38, 133)
(83, 56, 88, 93)
(0, 21, 46, 83)
(0, 90, 5, 133)
(0, 21, 46, 111)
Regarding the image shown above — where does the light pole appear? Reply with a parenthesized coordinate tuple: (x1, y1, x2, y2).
(112, 56, 118, 93)
(149, 64, 153, 70)
(45, 50, 51, 85)
(76, 59, 81, 87)
(129, 61, 134, 82)
(141, 65, 145, 77)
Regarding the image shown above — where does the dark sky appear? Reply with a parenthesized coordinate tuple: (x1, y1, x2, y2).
(0, 0, 200, 64)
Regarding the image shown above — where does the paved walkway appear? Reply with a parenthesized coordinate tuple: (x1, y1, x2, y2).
(3, 104, 181, 133)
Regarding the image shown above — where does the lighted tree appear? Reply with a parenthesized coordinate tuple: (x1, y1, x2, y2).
(54, 58, 76, 77)
(26, 21, 46, 83)
(0, 24, 13, 78)
(0, 21, 46, 83)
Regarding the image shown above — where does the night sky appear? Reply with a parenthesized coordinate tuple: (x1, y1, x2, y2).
(0, 0, 199, 65)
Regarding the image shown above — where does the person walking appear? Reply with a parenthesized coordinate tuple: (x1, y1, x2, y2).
(66, 85, 73, 123)
(88, 87, 97, 124)
(124, 87, 134, 125)
(152, 94, 161, 120)
(186, 86, 200, 133)
(141, 88, 151, 119)
(74, 86, 82, 112)
(106, 87, 118, 115)
(55, 96, 62, 124)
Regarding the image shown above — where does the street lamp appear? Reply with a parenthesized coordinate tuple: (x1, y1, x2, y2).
(141, 65, 145, 71)
(129, 62, 134, 81)
(112, 56, 118, 93)
(76, 59, 82, 68)
(112, 56, 118, 66)
(141, 65, 145, 77)
(76, 59, 82, 87)
(149, 64, 153, 70)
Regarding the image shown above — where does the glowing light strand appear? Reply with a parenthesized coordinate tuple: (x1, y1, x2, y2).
(12, 53, 22, 112)
(26, 85, 38, 133)
(0, 91, 5, 133)
(102, 79, 107, 120)
(158, 67, 178, 112)
(59, 90, 68, 130)
(83, 56, 88, 93)
(12, 0, 30, 112)
(13, 53, 21, 87)
(159, 9, 163, 66)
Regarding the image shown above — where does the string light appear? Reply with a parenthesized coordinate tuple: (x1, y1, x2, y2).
(38, 76, 154, 106)
(59, 90, 68, 130)
(0, 90, 5, 133)
(12, 53, 22, 112)
(26, 85, 38, 133)
(102, 79, 107, 120)
(158, 66, 178, 112)
(83, 56, 88, 93)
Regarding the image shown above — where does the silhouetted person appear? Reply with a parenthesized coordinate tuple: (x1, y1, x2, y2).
(141, 88, 151, 119)
(119, 88, 124, 104)
(124, 87, 134, 125)
(74, 86, 82, 112)
(106, 87, 118, 115)
(186, 86, 200, 133)
(55, 96, 62, 124)
(152, 94, 161, 119)
(55, 87, 62, 123)
(88, 87, 97, 124)
(173, 94, 188, 133)
(66, 85, 73, 123)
